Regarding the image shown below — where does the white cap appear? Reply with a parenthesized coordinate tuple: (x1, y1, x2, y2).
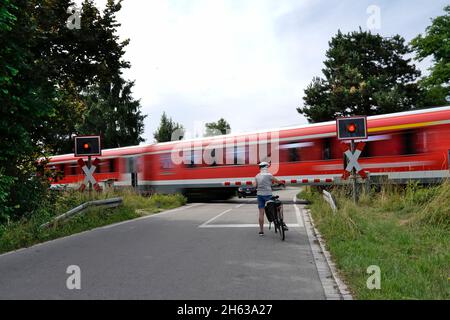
(258, 161, 269, 168)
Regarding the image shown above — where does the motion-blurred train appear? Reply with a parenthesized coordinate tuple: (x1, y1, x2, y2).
(48, 106, 450, 196)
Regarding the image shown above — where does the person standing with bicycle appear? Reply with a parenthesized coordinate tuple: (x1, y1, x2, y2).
(255, 162, 282, 236)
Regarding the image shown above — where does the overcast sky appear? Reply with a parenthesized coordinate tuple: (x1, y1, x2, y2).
(84, 0, 448, 143)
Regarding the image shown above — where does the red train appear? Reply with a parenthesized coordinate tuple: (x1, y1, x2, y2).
(48, 106, 450, 196)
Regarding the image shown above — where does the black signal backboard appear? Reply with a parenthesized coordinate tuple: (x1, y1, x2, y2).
(336, 116, 367, 140)
(74, 136, 102, 156)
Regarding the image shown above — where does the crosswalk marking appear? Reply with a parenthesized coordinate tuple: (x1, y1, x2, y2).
(199, 195, 304, 229)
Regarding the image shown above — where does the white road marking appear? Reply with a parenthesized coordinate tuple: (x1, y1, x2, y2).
(200, 223, 300, 228)
(293, 195, 305, 228)
(99, 203, 204, 230)
(198, 208, 233, 228)
(199, 194, 303, 229)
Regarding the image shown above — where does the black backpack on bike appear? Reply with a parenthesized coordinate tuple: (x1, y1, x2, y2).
(264, 197, 281, 222)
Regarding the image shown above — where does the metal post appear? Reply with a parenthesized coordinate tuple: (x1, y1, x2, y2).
(87, 155, 92, 194)
(365, 172, 371, 195)
(351, 140, 358, 203)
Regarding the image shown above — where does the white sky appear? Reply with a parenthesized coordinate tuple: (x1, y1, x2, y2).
(84, 0, 448, 143)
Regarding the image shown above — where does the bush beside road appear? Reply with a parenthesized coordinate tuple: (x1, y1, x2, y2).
(299, 182, 450, 300)
(0, 190, 186, 254)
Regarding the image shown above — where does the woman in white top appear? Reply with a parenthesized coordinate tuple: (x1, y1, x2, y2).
(255, 162, 281, 236)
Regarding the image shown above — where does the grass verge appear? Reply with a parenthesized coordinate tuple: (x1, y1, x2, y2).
(299, 182, 450, 300)
(0, 189, 186, 254)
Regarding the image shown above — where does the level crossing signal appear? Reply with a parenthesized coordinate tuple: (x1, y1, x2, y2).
(74, 136, 102, 156)
(74, 135, 102, 192)
(336, 116, 367, 140)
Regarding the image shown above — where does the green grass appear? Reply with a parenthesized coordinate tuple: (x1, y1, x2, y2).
(299, 182, 450, 300)
(0, 189, 186, 254)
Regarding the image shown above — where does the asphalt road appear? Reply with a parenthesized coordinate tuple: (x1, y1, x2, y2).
(0, 188, 326, 300)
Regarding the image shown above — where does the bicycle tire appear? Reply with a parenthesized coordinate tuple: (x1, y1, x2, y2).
(278, 204, 285, 241)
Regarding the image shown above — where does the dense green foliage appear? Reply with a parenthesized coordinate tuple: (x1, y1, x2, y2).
(411, 5, 450, 106)
(0, 0, 145, 221)
(205, 118, 231, 136)
(300, 182, 450, 299)
(298, 29, 421, 122)
(153, 112, 184, 143)
(0, 190, 186, 254)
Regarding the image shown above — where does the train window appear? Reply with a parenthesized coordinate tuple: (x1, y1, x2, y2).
(66, 163, 77, 175)
(403, 131, 416, 155)
(298, 141, 321, 161)
(322, 138, 342, 160)
(109, 159, 116, 172)
(160, 154, 174, 169)
(323, 139, 331, 160)
(97, 160, 113, 173)
(60, 164, 66, 176)
(279, 142, 302, 162)
(415, 130, 428, 153)
(365, 134, 400, 157)
(125, 157, 136, 173)
(360, 142, 371, 158)
(280, 141, 321, 162)
(235, 145, 245, 164)
(183, 149, 195, 168)
(210, 149, 217, 166)
(97, 161, 104, 173)
(289, 148, 299, 162)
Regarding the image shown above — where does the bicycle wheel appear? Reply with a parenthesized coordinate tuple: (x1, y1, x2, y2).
(278, 205, 285, 241)
(271, 208, 278, 233)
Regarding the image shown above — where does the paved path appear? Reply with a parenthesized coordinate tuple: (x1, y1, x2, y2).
(0, 188, 328, 299)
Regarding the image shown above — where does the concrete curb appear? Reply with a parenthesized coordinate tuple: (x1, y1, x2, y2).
(302, 207, 353, 300)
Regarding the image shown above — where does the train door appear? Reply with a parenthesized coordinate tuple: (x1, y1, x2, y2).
(126, 156, 138, 188)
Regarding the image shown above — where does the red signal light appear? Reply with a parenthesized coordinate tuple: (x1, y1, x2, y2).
(83, 143, 90, 149)
(347, 123, 356, 133)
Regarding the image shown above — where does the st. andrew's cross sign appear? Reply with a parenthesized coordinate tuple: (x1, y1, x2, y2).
(341, 142, 367, 180)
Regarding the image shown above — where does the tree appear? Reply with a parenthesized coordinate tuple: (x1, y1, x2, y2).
(411, 5, 450, 106)
(0, 0, 145, 220)
(37, 0, 145, 153)
(205, 118, 231, 136)
(79, 78, 146, 149)
(298, 29, 421, 122)
(153, 112, 184, 143)
(0, 0, 57, 220)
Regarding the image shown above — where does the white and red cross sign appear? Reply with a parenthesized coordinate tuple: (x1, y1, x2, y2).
(341, 142, 367, 180)
(77, 158, 102, 192)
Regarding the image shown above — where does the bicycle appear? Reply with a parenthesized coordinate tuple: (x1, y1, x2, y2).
(264, 195, 287, 241)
